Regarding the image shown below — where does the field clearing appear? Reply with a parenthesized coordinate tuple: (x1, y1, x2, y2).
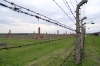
(82, 36, 100, 66)
(0, 37, 75, 66)
(0, 38, 43, 47)
(0, 36, 100, 66)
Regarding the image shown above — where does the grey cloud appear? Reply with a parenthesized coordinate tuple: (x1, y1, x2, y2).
(0, 0, 100, 33)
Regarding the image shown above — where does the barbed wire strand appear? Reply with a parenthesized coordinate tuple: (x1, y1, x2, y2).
(70, 0, 76, 13)
(2, 0, 81, 34)
(59, 38, 83, 66)
(53, 0, 75, 24)
(62, 0, 76, 19)
(3, 0, 68, 27)
(0, 37, 71, 50)
(48, 43, 75, 66)
(60, 48, 74, 66)
(0, 3, 77, 32)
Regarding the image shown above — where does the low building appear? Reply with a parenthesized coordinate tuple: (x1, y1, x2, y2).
(98, 32, 100, 36)
(93, 32, 100, 36)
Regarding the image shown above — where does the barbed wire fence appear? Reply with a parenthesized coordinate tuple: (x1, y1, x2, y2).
(48, 43, 75, 66)
(48, 37, 83, 66)
(0, 0, 88, 65)
(0, 37, 72, 50)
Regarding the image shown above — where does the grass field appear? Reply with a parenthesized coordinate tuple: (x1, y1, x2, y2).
(82, 36, 100, 66)
(0, 38, 43, 47)
(0, 36, 100, 66)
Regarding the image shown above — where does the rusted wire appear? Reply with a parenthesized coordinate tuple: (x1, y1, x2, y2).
(0, 37, 71, 50)
(48, 43, 75, 66)
(0, 2, 77, 33)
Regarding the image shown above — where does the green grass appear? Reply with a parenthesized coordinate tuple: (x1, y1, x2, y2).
(0, 38, 43, 47)
(64, 36, 100, 66)
(0, 36, 100, 66)
(0, 37, 75, 66)
(81, 36, 100, 66)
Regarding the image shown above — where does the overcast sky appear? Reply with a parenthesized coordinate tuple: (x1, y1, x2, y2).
(0, 0, 100, 34)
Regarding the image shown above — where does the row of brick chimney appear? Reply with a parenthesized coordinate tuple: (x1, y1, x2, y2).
(7, 27, 74, 39)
